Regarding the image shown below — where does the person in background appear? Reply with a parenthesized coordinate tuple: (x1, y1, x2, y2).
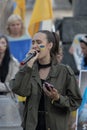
(10, 30, 82, 130)
(79, 35, 87, 70)
(6, 14, 31, 112)
(68, 35, 87, 130)
(0, 35, 19, 96)
(6, 14, 29, 41)
(6, 14, 32, 63)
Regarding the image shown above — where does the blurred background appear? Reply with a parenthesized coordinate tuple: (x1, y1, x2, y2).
(0, 1, 87, 130)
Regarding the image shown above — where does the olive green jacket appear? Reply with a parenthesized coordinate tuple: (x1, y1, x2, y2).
(10, 60, 82, 130)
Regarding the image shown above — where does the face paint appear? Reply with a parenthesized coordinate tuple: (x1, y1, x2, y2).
(39, 45, 45, 50)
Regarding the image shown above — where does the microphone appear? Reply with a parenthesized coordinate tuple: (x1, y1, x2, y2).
(20, 51, 37, 65)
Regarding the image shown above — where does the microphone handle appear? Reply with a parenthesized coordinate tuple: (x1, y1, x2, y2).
(20, 52, 36, 65)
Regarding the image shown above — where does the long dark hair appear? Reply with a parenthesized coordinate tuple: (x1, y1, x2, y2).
(0, 35, 10, 82)
(38, 30, 60, 57)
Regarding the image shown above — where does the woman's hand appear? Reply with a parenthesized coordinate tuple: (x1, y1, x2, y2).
(43, 84, 60, 101)
(27, 49, 39, 68)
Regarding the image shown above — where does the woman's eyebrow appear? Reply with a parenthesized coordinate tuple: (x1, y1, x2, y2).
(32, 39, 42, 43)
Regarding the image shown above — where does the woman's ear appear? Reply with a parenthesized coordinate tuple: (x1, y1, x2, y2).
(49, 42, 53, 49)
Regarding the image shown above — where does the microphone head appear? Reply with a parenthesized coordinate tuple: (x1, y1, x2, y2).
(20, 62, 25, 65)
(20, 51, 36, 65)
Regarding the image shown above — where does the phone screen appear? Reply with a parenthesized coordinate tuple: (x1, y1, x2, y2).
(44, 82, 54, 91)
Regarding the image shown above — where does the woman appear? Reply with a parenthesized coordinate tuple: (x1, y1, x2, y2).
(6, 14, 31, 118)
(6, 14, 29, 40)
(10, 30, 82, 130)
(0, 35, 19, 94)
(6, 14, 32, 63)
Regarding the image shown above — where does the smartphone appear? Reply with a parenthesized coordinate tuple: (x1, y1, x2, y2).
(44, 82, 54, 91)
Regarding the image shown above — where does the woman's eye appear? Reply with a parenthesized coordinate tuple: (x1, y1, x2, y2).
(32, 42, 34, 45)
(37, 41, 42, 44)
(0, 42, 6, 45)
(32, 41, 42, 45)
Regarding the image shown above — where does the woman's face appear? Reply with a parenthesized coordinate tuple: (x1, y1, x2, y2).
(0, 38, 7, 54)
(32, 32, 52, 60)
(80, 42, 87, 57)
(9, 20, 22, 36)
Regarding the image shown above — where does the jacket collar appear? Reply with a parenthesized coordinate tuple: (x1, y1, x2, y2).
(32, 58, 59, 83)
(32, 62, 41, 86)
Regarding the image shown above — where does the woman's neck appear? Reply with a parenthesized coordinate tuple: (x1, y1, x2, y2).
(38, 56, 51, 65)
(9, 33, 22, 38)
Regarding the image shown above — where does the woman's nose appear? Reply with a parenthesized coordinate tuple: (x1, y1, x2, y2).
(33, 42, 39, 48)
